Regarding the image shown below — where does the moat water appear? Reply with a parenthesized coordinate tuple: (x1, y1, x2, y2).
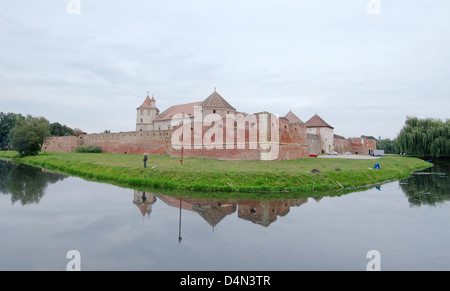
(0, 159, 449, 271)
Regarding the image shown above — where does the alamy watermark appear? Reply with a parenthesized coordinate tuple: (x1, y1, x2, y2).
(66, 250, 81, 271)
(66, 1, 380, 16)
(170, 107, 280, 161)
(367, 0, 381, 15)
(67, 0, 81, 15)
(366, 250, 381, 271)
(63, 249, 380, 270)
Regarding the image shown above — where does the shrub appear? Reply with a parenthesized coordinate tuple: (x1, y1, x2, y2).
(75, 145, 102, 153)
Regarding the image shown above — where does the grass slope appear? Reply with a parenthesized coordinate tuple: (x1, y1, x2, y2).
(0, 151, 433, 193)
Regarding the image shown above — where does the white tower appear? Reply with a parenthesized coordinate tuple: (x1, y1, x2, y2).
(136, 92, 159, 131)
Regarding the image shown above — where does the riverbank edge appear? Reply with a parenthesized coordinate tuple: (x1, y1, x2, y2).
(1, 152, 433, 194)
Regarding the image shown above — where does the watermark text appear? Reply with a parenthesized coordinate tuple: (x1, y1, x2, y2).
(66, 250, 81, 271)
(67, 0, 81, 15)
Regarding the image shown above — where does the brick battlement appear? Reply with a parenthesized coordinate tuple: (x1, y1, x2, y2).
(42, 115, 309, 160)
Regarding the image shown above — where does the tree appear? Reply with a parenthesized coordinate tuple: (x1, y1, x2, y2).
(361, 135, 377, 140)
(73, 128, 85, 137)
(8, 115, 51, 156)
(396, 117, 450, 158)
(0, 112, 24, 149)
(49, 122, 75, 136)
(377, 138, 396, 153)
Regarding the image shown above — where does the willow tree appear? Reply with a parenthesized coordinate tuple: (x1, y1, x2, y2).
(396, 117, 450, 158)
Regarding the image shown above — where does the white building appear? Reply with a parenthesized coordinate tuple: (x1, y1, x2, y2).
(136, 93, 159, 131)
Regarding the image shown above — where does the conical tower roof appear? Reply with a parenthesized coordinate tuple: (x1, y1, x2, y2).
(200, 91, 236, 110)
(305, 114, 334, 129)
(138, 96, 152, 109)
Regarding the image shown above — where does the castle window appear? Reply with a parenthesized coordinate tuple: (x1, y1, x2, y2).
(140, 110, 143, 115)
(213, 110, 216, 114)
(147, 110, 150, 116)
(140, 119, 143, 122)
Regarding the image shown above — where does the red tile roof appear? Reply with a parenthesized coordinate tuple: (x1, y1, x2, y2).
(200, 91, 236, 110)
(305, 114, 334, 129)
(137, 96, 153, 109)
(154, 101, 203, 121)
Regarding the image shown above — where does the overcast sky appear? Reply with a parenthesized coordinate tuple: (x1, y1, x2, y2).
(1, 0, 449, 139)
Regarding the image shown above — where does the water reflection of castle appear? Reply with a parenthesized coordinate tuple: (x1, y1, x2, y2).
(133, 191, 157, 217)
(133, 190, 308, 227)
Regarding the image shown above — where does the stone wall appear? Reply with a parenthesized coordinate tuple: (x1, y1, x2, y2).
(42, 136, 78, 153)
(42, 131, 172, 156)
(307, 133, 321, 154)
(348, 137, 377, 155)
(78, 131, 172, 155)
(333, 137, 350, 153)
(41, 115, 309, 161)
(170, 114, 309, 161)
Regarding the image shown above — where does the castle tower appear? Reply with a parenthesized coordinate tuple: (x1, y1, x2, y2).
(199, 90, 236, 118)
(136, 92, 159, 131)
(305, 114, 334, 154)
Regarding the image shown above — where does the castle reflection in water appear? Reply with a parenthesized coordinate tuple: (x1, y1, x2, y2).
(133, 190, 318, 228)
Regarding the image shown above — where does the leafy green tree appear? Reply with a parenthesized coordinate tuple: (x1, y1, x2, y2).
(8, 115, 51, 156)
(49, 122, 75, 136)
(377, 138, 396, 153)
(0, 112, 24, 149)
(396, 117, 450, 158)
(361, 135, 377, 140)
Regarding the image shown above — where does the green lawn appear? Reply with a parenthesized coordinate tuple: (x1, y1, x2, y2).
(0, 151, 433, 194)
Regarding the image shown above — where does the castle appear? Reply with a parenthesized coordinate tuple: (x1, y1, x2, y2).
(42, 90, 376, 160)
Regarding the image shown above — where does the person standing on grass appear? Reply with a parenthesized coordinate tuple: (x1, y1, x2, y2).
(143, 153, 148, 168)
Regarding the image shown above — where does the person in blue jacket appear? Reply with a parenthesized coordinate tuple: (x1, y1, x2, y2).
(374, 163, 380, 170)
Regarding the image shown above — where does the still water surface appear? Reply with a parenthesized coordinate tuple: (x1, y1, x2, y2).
(0, 160, 449, 271)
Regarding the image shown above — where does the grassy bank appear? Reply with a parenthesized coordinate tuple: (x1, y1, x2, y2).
(0, 151, 433, 193)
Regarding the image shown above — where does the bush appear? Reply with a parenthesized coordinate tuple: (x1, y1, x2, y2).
(75, 145, 102, 153)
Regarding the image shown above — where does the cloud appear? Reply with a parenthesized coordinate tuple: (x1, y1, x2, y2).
(1, 0, 449, 137)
